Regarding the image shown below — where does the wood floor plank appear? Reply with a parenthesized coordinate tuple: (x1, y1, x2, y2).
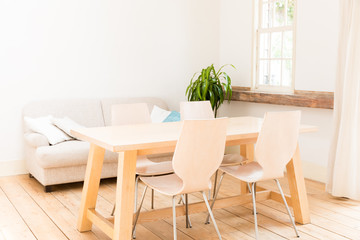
(69, 182, 164, 240)
(308, 195, 360, 222)
(133, 182, 269, 240)
(99, 182, 194, 240)
(262, 200, 359, 239)
(245, 201, 349, 240)
(133, 176, 290, 240)
(222, 230, 254, 240)
(215, 209, 286, 240)
(16, 175, 100, 240)
(0, 177, 68, 240)
(312, 192, 360, 211)
(0, 186, 36, 240)
(51, 184, 112, 240)
(1, 174, 360, 240)
(226, 205, 317, 239)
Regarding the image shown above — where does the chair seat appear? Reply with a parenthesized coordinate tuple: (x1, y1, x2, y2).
(136, 156, 173, 176)
(220, 162, 263, 183)
(140, 174, 183, 196)
(221, 154, 247, 167)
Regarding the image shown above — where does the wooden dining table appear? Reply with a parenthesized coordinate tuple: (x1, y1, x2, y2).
(72, 116, 317, 240)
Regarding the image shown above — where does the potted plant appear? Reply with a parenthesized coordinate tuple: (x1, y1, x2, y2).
(185, 64, 234, 117)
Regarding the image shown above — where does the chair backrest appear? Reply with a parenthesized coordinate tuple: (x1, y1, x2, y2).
(255, 111, 301, 181)
(180, 101, 214, 120)
(172, 118, 228, 194)
(111, 103, 151, 126)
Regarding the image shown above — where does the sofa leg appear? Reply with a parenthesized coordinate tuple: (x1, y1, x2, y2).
(29, 173, 34, 178)
(44, 186, 53, 193)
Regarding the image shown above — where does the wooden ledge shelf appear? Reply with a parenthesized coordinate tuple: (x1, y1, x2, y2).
(232, 87, 334, 109)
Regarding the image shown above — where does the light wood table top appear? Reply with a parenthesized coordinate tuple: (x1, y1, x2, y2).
(72, 116, 317, 153)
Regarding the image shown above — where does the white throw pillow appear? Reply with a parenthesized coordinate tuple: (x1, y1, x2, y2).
(151, 105, 171, 123)
(52, 116, 85, 139)
(24, 116, 72, 145)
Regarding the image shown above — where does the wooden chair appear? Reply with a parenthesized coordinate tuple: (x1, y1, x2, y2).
(133, 118, 228, 240)
(110, 103, 174, 218)
(180, 101, 246, 195)
(208, 111, 301, 239)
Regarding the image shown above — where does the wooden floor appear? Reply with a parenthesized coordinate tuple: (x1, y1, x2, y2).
(0, 174, 360, 240)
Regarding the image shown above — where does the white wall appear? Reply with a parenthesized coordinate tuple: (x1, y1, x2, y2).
(219, 0, 339, 182)
(0, 0, 340, 182)
(0, 0, 220, 174)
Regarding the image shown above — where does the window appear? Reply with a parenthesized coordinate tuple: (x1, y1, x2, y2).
(253, 0, 296, 93)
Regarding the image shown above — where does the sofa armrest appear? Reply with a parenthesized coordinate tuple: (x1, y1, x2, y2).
(24, 133, 49, 148)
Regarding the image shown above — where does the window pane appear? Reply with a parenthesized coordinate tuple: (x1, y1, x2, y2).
(274, 0, 285, 27)
(287, 0, 295, 25)
(270, 60, 281, 86)
(283, 31, 293, 58)
(262, 2, 272, 28)
(259, 33, 270, 58)
(259, 60, 269, 85)
(271, 32, 282, 58)
(282, 60, 292, 87)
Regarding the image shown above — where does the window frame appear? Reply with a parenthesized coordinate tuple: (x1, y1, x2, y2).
(252, 0, 297, 93)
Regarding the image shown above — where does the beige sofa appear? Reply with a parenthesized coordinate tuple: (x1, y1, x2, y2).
(23, 97, 169, 192)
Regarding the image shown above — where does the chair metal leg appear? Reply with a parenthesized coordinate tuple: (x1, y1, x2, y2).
(151, 189, 155, 209)
(172, 196, 177, 240)
(181, 194, 192, 228)
(247, 182, 252, 193)
(134, 176, 140, 212)
(252, 183, 257, 215)
(275, 179, 300, 237)
(111, 205, 116, 216)
(251, 182, 259, 240)
(205, 172, 225, 224)
(132, 186, 148, 239)
(202, 191, 222, 240)
(212, 170, 219, 199)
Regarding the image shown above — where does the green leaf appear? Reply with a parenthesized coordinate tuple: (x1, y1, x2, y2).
(196, 81, 202, 99)
(209, 90, 215, 109)
(185, 83, 192, 96)
(202, 76, 209, 100)
(201, 69, 206, 82)
(190, 72, 198, 82)
(213, 84, 224, 104)
(216, 64, 236, 76)
(227, 85, 233, 101)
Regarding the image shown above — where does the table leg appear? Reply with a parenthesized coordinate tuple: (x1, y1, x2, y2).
(240, 144, 254, 194)
(286, 144, 310, 224)
(113, 150, 137, 240)
(77, 144, 105, 232)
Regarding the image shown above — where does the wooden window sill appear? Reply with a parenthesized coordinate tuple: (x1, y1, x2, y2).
(232, 87, 334, 109)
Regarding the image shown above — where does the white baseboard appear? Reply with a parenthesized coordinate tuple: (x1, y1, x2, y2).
(0, 160, 28, 177)
(301, 160, 327, 183)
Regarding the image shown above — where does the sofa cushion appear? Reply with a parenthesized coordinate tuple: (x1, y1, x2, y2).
(23, 99, 105, 132)
(24, 116, 72, 145)
(151, 105, 180, 123)
(101, 97, 169, 126)
(36, 140, 118, 169)
(52, 116, 85, 139)
(24, 133, 50, 148)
